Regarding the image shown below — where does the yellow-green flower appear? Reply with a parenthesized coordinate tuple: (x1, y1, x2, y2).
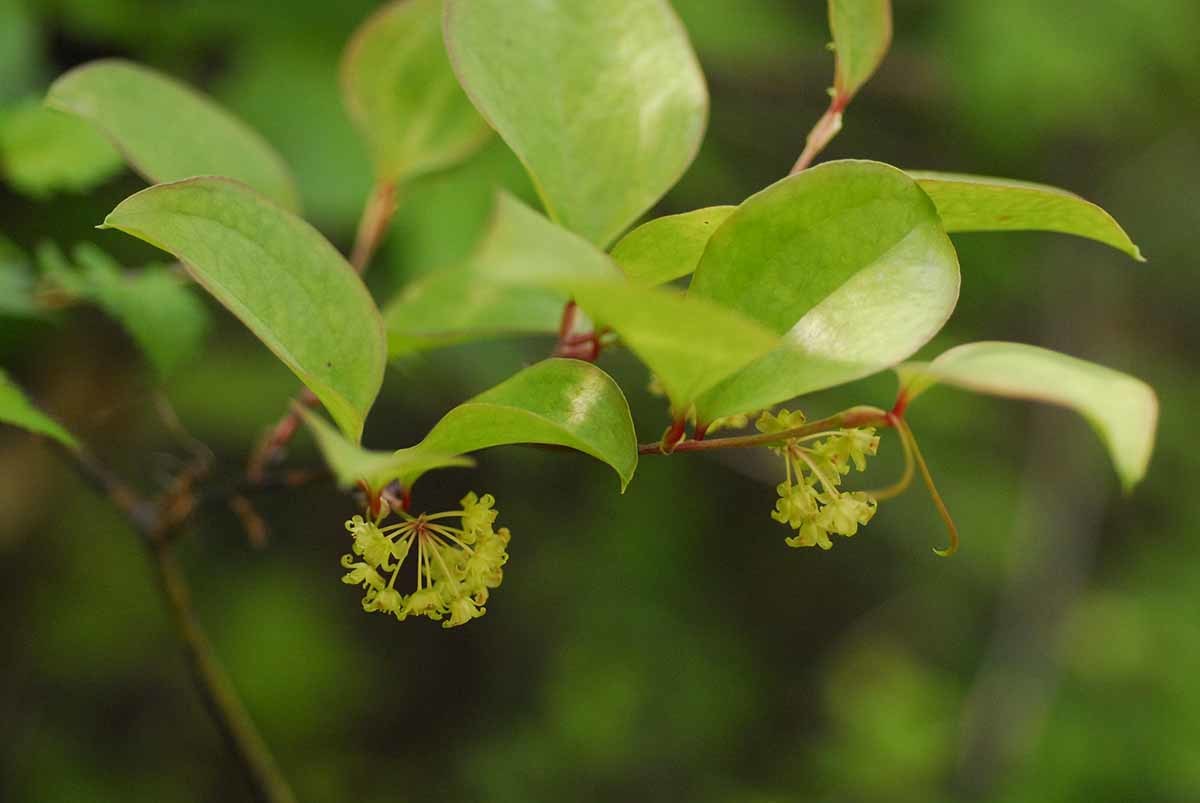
(761, 410, 882, 550)
(338, 491, 512, 628)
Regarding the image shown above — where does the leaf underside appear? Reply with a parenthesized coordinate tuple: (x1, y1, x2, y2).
(898, 341, 1158, 490)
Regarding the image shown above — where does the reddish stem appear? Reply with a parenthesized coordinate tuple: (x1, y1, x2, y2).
(790, 94, 849, 174)
(552, 302, 604, 362)
(659, 417, 688, 453)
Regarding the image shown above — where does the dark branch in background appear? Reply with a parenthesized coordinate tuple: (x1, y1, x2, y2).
(51, 439, 297, 803)
(246, 180, 398, 484)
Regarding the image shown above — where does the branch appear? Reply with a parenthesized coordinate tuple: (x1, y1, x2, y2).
(150, 537, 297, 803)
(637, 406, 890, 455)
(52, 440, 297, 803)
(790, 96, 847, 174)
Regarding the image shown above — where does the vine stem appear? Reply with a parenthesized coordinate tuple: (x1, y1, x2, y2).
(789, 95, 847, 174)
(247, 180, 398, 482)
(637, 405, 890, 455)
(54, 441, 297, 803)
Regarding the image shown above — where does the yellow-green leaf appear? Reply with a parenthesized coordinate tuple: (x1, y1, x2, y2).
(909, 171, 1144, 260)
(689, 161, 960, 423)
(401, 358, 638, 491)
(898, 341, 1158, 491)
(610, 206, 735, 286)
(830, 0, 892, 102)
(569, 279, 779, 413)
(442, 194, 778, 413)
(0, 369, 78, 450)
(385, 192, 620, 357)
(445, 0, 708, 247)
(47, 59, 300, 211)
(300, 406, 472, 493)
(101, 177, 385, 442)
(0, 100, 121, 198)
(341, 0, 492, 184)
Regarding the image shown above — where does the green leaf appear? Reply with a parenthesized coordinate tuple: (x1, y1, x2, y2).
(909, 171, 1144, 260)
(386, 268, 566, 357)
(0, 100, 122, 198)
(689, 161, 959, 423)
(402, 358, 638, 491)
(445, 0, 708, 247)
(427, 193, 777, 412)
(467, 196, 778, 413)
(829, 0, 893, 101)
(385, 192, 620, 357)
(66, 243, 209, 378)
(47, 59, 300, 211)
(610, 206, 735, 286)
(568, 280, 779, 413)
(0, 369, 78, 450)
(342, 0, 492, 185)
(388, 192, 776, 412)
(468, 193, 621, 284)
(897, 341, 1158, 491)
(101, 177, 386, 442)
(299, 406, 472, 493)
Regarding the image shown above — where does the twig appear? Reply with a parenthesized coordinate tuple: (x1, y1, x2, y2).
(790, 96, 847, 174)
(246, 180, 398, 482)
(51, 440, 297, 803)
(349, 181, 399, 276)
(551, 300, 605, 362)
(636, 406, 890, 455)
(149, 538, 297, 803)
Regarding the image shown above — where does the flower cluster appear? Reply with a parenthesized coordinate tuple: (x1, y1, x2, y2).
(757, 409, 880, 550)
(340, 492, 510, 628)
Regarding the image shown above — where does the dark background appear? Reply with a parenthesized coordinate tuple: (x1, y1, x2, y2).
(2, 1, 1198, 801)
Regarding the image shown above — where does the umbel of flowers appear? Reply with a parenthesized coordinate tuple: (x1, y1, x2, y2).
(340, 492, 510, 628)
(757, 409, 880, 549)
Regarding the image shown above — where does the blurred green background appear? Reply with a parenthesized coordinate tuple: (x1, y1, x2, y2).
(2, 0, 1198, 801)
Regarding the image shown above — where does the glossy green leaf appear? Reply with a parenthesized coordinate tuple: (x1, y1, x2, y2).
(63, 243, 209, 378)
(101, 177, 386, 441)
(401, 359, 638, 491)
(299, 406, 472, 493)
(386, 192, 620, 357)
(898, 341, 1158, 491)
(47, 59, 300, 211)
(445, 0, 708, 247)
(689, 161, 960, 423)
(829, 0, 893, 101)
(909, 171, 1144, 260)
(0, 369, 78, 450)
(610, 206, 735, 286)
(0, 100, 122, 198)
(341, 0, 492, 184)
